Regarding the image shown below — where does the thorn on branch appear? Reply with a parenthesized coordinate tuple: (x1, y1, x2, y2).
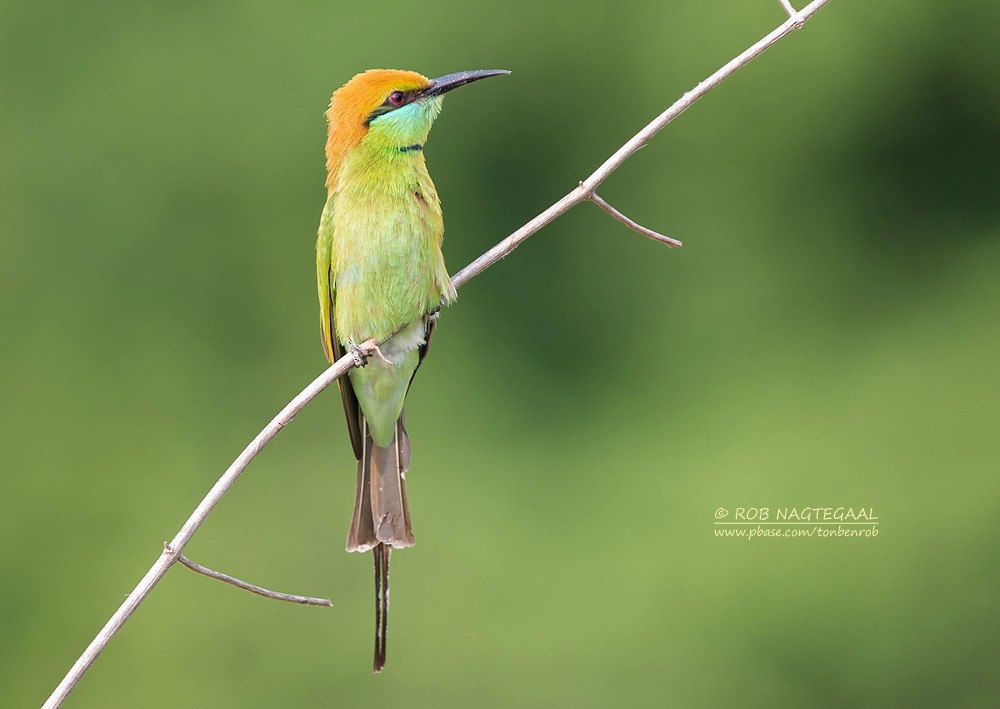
(164, 544, 333, 607)
(588, 193, 683, 248)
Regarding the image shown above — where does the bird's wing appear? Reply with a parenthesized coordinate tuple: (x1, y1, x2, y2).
(405, 315, 436, 394)
(317, 192, 364, 460)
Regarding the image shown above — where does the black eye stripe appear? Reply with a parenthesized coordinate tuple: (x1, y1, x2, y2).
(385, 89, 420, 107)
(364, 90, 421, 124)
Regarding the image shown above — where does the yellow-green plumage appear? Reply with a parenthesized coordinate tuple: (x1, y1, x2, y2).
(318, 87, 454, 446)
(330, 101, 453, 349)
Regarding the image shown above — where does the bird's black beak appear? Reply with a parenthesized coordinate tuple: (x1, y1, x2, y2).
(423, 69, 511, 97)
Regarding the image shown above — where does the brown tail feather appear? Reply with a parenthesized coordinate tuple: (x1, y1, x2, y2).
(347, 433, 375, 551)
(346, 415, 413, 551)
(347, 414, 413, 671)
(373, 544, 389, 672)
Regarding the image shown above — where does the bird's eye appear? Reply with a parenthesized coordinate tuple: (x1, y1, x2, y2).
(388, 91, 406, 106)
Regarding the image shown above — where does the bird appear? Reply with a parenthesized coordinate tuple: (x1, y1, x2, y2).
(315, 68, 509, 672)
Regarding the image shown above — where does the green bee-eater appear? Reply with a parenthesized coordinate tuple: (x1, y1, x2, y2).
(316, 68, 509, 671)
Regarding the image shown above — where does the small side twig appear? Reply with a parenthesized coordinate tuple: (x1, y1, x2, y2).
(588, 192, 683, 248)
(165, 544, 332, 607)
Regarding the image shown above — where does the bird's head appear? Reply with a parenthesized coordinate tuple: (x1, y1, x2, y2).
(325, 68, 509, 190)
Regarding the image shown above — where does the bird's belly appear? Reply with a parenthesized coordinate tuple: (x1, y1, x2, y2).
(333, 225, 440, 345)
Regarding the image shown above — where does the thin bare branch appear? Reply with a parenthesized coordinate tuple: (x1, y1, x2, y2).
(588, 193, 683, 248)
(166, 545, 333, 607)
(43, 2, 833, 705)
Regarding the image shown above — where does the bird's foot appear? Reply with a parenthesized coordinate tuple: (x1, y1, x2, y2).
(348, 340, 395, 367)
(347, 342, 368, 368)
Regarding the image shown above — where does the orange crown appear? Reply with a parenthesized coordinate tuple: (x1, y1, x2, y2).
(324, 69, 430, 191)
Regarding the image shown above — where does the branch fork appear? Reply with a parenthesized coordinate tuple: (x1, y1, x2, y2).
(779, 0, 805, 25)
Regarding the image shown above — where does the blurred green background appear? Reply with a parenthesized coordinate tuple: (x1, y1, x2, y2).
(3, 0, 999, 706)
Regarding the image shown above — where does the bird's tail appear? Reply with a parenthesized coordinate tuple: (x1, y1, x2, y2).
(372, 544, 389, 672)
(346, 412, 414, 672)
